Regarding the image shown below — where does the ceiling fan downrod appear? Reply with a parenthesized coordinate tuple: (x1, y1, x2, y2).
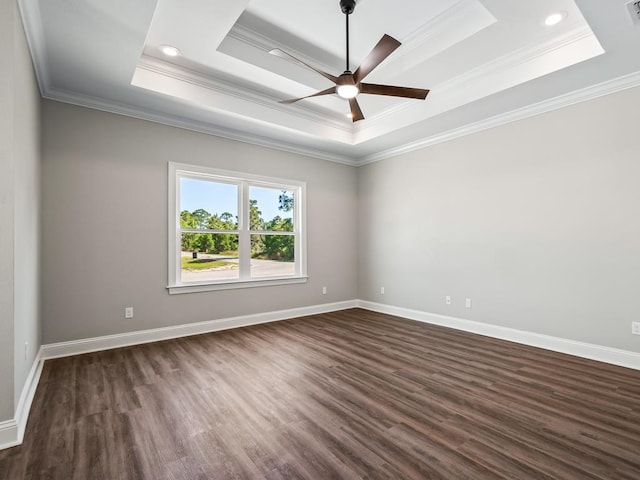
(340, 0, 356, 72)
(336, 0, 359, 100)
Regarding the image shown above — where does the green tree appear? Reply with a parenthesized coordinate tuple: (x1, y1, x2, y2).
(180, 210, 198, 251)
(191, 208, 211, 229)
(279, 191, 294, 213)
(181, 196, 293, 258)
(264, 216, 294, 261)
(208, 212, 237, 254)
(195, 233, 213, 253)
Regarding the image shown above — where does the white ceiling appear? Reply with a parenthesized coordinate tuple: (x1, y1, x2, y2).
(18, 0, 640, 165)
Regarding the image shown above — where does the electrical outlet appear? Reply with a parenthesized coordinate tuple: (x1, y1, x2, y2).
(322, 286, 327, 295)
(632, 322, 640, 335)
(380, 286, 385, 295)
(445, 296, 451, 305)
(125, 307, 134, 319)
(465, 298, 472, 309)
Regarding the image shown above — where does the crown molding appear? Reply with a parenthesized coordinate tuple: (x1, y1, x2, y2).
(358, 24, 600, 134)
(374, 0, 495, 78)
(230, 21, 341, 75)
(43, 87, 359, 166)
(19, 0, 639, 168)
(357, 70, 640, 165)
(437, 25, 599, 98)
(136, 56, 352, 133)
(403, 0, 489, 45)
(16, 0, 49, 95)
(42, 69, 640, 168)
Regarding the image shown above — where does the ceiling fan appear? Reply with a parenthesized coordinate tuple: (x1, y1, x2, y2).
(270, 0, 430, 122)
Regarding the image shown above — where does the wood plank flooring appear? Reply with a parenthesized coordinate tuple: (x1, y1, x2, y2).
(1, 308, 640, 479)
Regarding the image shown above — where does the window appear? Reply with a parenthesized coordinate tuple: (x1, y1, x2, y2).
(168, 163, 307, 294)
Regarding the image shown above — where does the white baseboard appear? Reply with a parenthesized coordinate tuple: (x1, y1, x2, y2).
(4, 298, 638, 452)
(0, 349, 44, 451)
(41, 300, 357, 360)
(0, 419, 18, 450)
(38, 297, 640, 367)
(2, 301, 355, 451)
(356, 300, 640, 371)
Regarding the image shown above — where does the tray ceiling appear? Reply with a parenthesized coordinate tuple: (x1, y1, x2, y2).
(18, 0, 640, 164)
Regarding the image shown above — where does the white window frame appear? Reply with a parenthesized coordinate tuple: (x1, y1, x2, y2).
(168, 162, 307, 294)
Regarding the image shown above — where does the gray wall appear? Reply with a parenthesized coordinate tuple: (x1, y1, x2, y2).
(36, 43, 640, 355)
(0, 0, 17, 422)
(358, 85, 640, 352)
(0, 0, 41, 422)
(41, 101, 358, 344)
(12, 0, 41, 409)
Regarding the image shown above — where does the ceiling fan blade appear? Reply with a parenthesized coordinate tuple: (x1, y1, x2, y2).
(349, 97, 365, 122)
(353, 34, 401, 84)
(269, 49, 339, 84)
(279, 87, 337, 105)
(360, 83, 429, 100)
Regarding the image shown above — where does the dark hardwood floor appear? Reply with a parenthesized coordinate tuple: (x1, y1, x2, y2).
(1, 308, 640, 479)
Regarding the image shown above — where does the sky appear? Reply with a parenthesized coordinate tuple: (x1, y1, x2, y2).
(180, 178, 292, 222)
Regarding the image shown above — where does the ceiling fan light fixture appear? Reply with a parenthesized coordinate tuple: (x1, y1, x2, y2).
(337, 70, 359, 99)
(337, 84, 360, 99)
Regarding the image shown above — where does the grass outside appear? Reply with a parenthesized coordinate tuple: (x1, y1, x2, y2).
(181, 257, 237, 271)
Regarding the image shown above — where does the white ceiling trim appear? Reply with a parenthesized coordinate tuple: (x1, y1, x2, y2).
(211, 10, 601, 148)
(228, 21, 339, 77)
(16, 0, 49, 95)
(368, 0, 495, 79)
(135, 56, 352, 132)
(18, 0, 640, 167)
(355, 24, 602, 141)
(400, 0, 491, 45)
(358, 70, 640, 165)
(42, 86, 359, 166)
(231, 0, 493, 78)
(40, 69, 640, 168)
(436, 26, 600, 96)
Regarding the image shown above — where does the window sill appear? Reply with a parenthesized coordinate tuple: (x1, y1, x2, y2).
(167, 276, 308, 295)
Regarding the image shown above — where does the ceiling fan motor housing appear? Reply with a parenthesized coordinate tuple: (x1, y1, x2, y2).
(340, 0, 356, 15)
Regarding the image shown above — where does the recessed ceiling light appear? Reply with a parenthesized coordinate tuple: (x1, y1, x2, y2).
(544, 11, 567, 26)
(160, 45, 181, 57)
